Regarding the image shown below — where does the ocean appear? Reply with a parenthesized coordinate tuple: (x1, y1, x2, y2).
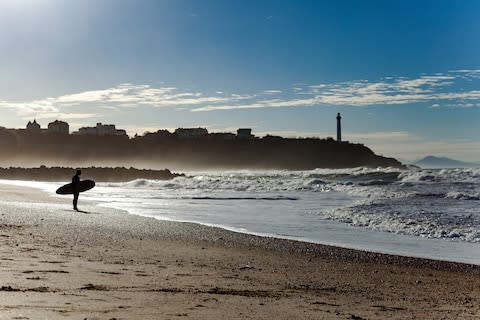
(3, 167, 479, 264)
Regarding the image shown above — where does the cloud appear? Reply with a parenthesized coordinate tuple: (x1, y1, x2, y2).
(7, 84, 250, 111)
(192, 71, 480, 111)
(0, 99, 98, 122)
(263, 90, 282, 94)
(0, 84, 256, 122)
(448, 69, 480, 80)
(0, 100, 60, 119)
(1, 70, 480, 119)
(429, 102, 480, 109)
(32, 113, 98, 120)
(64, 85, 253, 107)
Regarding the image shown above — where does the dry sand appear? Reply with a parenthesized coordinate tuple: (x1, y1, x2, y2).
(0, 183, 478, 319)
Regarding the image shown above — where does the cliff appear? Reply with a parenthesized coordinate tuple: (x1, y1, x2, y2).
(0, 130, 404, 170)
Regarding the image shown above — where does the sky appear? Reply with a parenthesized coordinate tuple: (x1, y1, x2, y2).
(0, 0, 479, 162)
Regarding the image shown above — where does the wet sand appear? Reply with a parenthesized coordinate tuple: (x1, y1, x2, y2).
(0, 184, 478, 319)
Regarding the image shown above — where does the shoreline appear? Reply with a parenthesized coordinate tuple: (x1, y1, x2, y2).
(1, 178, 479, 267)
(99, 212, 480, 273)
(97, 206, 480, 269)
(0, 184, 478, 318)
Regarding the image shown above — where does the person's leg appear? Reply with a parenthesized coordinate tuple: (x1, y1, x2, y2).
(73, 193, 79, 210)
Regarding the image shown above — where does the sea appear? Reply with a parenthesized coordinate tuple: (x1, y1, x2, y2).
(2, 167, 480, 264)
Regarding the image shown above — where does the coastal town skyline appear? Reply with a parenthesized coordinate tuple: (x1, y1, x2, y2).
(0, 113, 402, 171)
(6, 117, 327, 141)
(0, 1, 479, 161)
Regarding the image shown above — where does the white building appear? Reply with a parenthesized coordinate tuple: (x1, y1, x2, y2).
(75, 123, 127, 136)
(174, 128, 208, 139)
(47, 120, 69, 134)
(77, 127, 97, 135)
(96, 123, 117, 136)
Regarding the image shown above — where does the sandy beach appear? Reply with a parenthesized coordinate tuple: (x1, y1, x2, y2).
(0, 184, 478, 319)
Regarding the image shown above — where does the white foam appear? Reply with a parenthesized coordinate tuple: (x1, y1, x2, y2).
(0, 167, 479, 264)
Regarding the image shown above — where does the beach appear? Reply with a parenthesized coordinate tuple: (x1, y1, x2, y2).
(0, 184, 478, 319)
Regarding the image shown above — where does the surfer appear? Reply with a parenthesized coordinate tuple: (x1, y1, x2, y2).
(72, 169, 81, 211)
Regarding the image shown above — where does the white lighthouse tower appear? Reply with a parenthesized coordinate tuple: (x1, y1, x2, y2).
(336, 112, 342, 142)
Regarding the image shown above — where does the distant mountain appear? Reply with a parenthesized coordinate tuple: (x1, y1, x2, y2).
(414, 156, 480, 168)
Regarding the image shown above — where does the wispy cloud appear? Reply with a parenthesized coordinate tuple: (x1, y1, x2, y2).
(32, 112, 98, 120)
(430, 102, 480, 109)
(0, 84, 252, 120)
(51, 84, 243, 107)
(263, 90, 282, 94)
(449, 69, 480, 80)
(1, 70, 480, 120)
(192, 70, 480, 111)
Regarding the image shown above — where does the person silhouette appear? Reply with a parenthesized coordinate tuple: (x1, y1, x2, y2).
(72, 169, 81, 211)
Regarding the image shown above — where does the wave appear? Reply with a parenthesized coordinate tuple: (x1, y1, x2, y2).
(85, 167, 480, 245)
(100, 168, 480, 203)
(446, 191, 480, 201)
(320, 198, 480, 243)
(190, 196, 298, 201)
(398, 168, 480, 184)
(409, 192, 479, 201)
(105, 179, 183, 189)
(103, 168, 403, 192)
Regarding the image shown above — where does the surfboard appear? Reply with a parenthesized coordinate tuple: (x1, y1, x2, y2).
(56, 180, 96, 195)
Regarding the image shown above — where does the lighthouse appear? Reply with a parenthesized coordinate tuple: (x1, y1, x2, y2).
(336, 112, 342, 142)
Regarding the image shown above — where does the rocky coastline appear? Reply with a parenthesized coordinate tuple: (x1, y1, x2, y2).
(0, 166, 183, 182)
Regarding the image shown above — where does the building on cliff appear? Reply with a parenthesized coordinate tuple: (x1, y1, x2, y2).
(237, 128, 254, 140)
(174, 128, 209, 139)
(137, 129, 172, 141)
(74, 123, 127, 137)
(209, 132, 236, 140)
(26, 120, 41, 133)
(47, 120, 69, 134)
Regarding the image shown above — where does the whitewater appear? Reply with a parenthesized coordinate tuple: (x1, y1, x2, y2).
(3, 167, 479, 264)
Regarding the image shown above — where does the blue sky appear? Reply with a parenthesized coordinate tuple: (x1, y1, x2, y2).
(0, 0, 479, 162)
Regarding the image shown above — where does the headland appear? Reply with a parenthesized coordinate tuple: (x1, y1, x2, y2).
(0, 120, 404, 169)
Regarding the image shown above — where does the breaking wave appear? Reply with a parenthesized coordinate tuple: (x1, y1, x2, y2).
(98, 167, 480, 243)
